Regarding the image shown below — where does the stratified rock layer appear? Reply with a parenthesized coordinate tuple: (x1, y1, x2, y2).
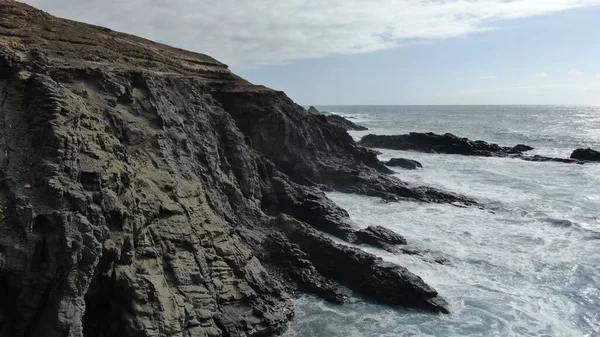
(0, 2, 463, 337)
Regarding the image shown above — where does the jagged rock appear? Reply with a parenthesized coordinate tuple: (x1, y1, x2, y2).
(326, 114, 369, 131)
(571, 148, 600, 162)
(0, 2, 459, 337)
(360, 132, 533, 157)
(355, 226, 407, 252)
(271, 215, 449, 313)
(385, 158, 423, 170)
(307, 106, 320, 114)
(306, 106, 368, 130)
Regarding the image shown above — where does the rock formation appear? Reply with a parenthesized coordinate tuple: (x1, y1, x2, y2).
(325, 114, 369, 131)
(307, 106, 320, 114)
(571, 148, 600, 162)
(360, 132, 534, 156)
(0, 2, 473, 337)
(385, 158, 423, 170)
(304, 106, 368, 131)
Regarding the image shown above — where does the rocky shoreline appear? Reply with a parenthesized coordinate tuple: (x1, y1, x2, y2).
(360, 132, 600, 164)
(0, 2, 471, 337)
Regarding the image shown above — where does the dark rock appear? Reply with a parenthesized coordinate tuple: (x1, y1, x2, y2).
(517, 155, 582, 164)
(385, 158, 423, 170)
(356, 226, 407, 252)
(0, 2, 461, 336)
(571, 148, 600, 162)
(272, 216, 449, 314)
(326, 114, 369, 131)
(307, 106, 320, 114)
(360, 132, 534, 157)
(512, 144, 535, 153)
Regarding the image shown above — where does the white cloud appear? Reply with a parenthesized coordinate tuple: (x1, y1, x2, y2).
(21, 0, 600, 67)
(596, 74, 600, 78)
(569, 69, 584, 76)
(535, 73, 548, 77)
(480, 75, 497, 80)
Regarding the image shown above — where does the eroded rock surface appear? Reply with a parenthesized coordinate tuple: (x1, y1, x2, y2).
(0, 2, 463, 337)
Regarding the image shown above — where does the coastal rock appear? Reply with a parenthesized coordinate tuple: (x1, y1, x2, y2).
(518, 155, 582, 164)
(307, 106, 320, 114)
(385, 158, 423, 170)
(271, 216, 450, 313)
(0, 2, 458, 337)
(570, 148, 600, 162)
(326, 114, 369, 131)
(360, 132, 534, 157)
(355, 226, 408, 252)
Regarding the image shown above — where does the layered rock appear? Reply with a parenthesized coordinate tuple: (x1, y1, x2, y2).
(0, 2, 465, 337)
(360, 132, 534, 156)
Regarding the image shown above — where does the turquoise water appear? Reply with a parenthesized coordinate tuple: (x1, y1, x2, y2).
(284, 106, 600, 337)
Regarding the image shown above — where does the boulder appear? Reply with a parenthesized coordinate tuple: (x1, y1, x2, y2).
(385, 158, 423, 170)
(570, 148, 600, 162)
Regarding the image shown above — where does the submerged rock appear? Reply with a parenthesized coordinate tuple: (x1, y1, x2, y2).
(385, 158, 423, 170)
(571, 148, 600, 162)
(360, 132, 534, 156)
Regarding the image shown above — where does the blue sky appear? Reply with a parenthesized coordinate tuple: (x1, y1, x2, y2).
(236, 7, 600, 105)
(25, 0, 600, 105)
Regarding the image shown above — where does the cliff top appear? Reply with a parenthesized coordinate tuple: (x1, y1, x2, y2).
(0, 0, 270, 92)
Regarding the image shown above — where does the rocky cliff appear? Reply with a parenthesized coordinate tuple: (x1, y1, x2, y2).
(0, 2, 472, 336)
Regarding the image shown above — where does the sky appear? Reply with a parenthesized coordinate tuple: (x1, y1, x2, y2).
(22, 0, 600, 105)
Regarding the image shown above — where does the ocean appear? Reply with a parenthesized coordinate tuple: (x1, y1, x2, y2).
(283, 106, 600, 337)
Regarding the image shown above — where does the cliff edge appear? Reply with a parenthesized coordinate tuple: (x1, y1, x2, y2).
(0, 2, 468, 336)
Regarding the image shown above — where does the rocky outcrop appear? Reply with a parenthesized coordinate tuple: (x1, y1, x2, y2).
(385, 158, 423, 170)
(307, 106, 320, 114)
(360, 132, 534, 156)
(0, 2, 467, 337)
(326, 114, 369, 131)
(304, 106, 368, 131)
(355, 226, 407, 252)
(571, 148, 600, 162)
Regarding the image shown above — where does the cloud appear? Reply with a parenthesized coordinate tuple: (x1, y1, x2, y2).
(480, 75, 497, 80)
(535, 73, 548, 77)
(597, 74, 600, 78)
(21, 0, 600, 67)
(569, 69, 584, 76)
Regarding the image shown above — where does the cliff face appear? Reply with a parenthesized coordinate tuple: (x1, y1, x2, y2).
(0, 2, 466, 337)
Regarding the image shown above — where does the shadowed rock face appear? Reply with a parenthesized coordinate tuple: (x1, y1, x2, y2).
(360, 132, 534, 156)
(571, 148, 600, 162)
(0, 2, 463, 337)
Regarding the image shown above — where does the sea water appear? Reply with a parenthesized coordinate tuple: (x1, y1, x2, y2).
(283, 106, 600, 337)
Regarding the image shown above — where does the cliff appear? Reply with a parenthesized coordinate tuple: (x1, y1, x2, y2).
(0, 2, 471, 336)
